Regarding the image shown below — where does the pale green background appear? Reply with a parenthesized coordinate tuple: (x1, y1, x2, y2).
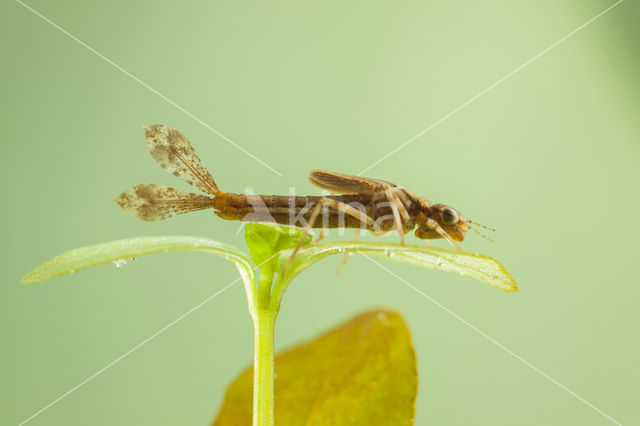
(1, 1, 639, 425)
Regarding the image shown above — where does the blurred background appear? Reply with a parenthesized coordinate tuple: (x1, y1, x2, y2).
(1, 0, 638, 424)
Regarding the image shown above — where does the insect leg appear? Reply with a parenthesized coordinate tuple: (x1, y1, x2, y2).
(426, 218, 461, 250)
(336, 228, 360, 274)
(389, 187, 413, 223)
(384, 186, 409, 245)
(283, 198, 374, 275)
(314, 205, 328, 243)
(314, 228, 327, 242)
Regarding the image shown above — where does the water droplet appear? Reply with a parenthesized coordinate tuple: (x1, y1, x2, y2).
(436, 258, 445, 267)
(112, 259, 129, 268)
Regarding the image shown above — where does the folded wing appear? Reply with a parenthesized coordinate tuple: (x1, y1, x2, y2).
(308, 170, 398, 194)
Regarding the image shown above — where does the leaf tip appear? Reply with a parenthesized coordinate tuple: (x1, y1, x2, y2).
(505, 282, 519, 292)
(498, 266, 518, 292)
(20, 272, 39, 284)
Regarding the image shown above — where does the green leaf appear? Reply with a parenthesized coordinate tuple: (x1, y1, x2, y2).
(21, 236, 254, 285)
(213, 310, 417, 426)
(244, 223, 311, 267)
(279, 241, 518, 292)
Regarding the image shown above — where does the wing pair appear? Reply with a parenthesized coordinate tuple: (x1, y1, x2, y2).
(116, 124, 401, 223)
(116, 125, 219, 222)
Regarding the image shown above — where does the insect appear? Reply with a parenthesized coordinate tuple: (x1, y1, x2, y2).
(116, 125, 484, 265)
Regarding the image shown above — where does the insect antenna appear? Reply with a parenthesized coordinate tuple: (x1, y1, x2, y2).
(467, 219, 495, 231)
(468, 225, 495, 243)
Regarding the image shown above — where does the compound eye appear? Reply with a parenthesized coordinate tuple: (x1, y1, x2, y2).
(440, 207, 460, 226)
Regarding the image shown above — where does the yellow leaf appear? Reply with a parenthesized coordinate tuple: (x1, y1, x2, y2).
(213, 310, 417, 425)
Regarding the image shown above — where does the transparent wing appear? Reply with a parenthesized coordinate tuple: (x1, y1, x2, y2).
(115, 184, 214, 221)
(308, 170, 398, 194)
(144, 125, 219, 195)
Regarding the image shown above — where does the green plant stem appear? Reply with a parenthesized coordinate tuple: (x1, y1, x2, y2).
(253, 308, 277, 426)
(250, 266, 280, 426)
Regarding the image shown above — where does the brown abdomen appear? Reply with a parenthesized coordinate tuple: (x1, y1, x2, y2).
(213, 193, 373, 229)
